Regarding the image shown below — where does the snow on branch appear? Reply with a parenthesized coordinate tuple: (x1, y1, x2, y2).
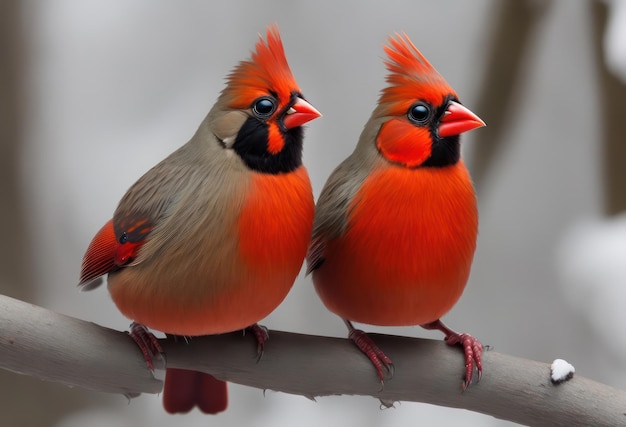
(1, 293, 625, 426)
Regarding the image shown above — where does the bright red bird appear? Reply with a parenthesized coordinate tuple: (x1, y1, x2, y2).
(79, 26, 320, 414)
(307, 33, 485, 390)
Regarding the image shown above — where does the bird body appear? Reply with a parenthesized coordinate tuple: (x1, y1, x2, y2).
(79, 27, 320, 413)
(308, 33, 484, 388)
(106, 150, 314, 335)
(313, 161, 477, 326)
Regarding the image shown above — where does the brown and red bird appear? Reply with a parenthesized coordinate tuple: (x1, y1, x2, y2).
(79, 26, 320, 414)
(307, 33, 485, 390)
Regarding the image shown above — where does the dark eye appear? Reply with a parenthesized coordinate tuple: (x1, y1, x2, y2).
(119, 232, 128, 244)
(407, 102, 431, 124)
(252, 97, 277, 119)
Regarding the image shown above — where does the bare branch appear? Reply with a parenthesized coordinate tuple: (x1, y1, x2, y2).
(1, 293, 624, 426)
(0, 293, 161, 395)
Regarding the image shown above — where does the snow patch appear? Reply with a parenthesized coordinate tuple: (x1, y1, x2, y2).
(551, 359, 575, 384)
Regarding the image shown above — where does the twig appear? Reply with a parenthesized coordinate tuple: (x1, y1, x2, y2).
(0, 293, 624, 426)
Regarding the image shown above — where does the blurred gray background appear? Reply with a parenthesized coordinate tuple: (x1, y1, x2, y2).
(2, 1, 625, 426)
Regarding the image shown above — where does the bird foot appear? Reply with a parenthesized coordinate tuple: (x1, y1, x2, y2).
(246, 323, 269, 361)
(446, 332, 483, 390)
(421, 320, 483, 390)
(128, 322, 165, 371)
(345, 320, 394, 384)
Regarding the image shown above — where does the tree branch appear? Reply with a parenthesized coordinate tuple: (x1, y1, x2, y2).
(1, 293, 624, 426)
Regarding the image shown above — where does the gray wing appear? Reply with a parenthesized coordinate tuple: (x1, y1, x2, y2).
(306, 154, 374, 274)
(306, 115, 387, 273)
(113, 130, 249, 267)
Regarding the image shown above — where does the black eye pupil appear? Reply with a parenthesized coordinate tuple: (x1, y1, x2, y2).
(119, 232, 128, 244)
(408, 103, 430, 123)
(253, 97, 276, 117)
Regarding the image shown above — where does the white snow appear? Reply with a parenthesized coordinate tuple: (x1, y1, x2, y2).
(551, 359, 575, 384)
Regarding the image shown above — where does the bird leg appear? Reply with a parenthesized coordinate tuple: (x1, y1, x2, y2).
(344, 319, 394, 384)
(128, 322, 166, 371)
(245, 323, 269, 361)
(421, 319, 483, 390)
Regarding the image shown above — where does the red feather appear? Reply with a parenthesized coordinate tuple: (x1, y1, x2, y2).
(163, 369, 228, 415)
(79, 218, 149, 288)
(379, 33, 455, 116)
(221, 25, 300, 113)
(79, 219, 117, 287)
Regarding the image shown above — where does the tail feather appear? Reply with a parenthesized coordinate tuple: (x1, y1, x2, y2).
(163, 368, 228, 415)
(197, 372, 228, 414)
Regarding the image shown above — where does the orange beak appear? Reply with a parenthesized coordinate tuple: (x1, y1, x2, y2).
(438, 101, 485, 138)
(283, 97, 322, 129)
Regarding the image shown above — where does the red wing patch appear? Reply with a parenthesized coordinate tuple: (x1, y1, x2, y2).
(78, 216, 152, 289)
(113, 214, 152, 265)
(79, 219, 117, 287)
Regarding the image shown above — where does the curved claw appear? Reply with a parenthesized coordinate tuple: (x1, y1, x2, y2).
(345, 320, 394, 385)
(445, 332, 483, 390)
(247, 323, 270, 362)
(128, 322, 166, 371)
(421, 319, 484, 390)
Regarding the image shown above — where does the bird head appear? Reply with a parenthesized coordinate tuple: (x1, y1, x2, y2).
(373, 33, 484, 168)
(211, 25, 321, 174)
